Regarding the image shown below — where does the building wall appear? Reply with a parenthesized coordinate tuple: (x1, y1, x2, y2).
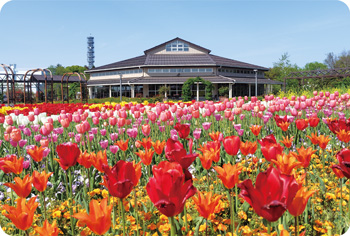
(89, 72, 143, 81)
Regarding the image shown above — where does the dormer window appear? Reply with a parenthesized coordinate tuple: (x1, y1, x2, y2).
(165, 40, 189, 52)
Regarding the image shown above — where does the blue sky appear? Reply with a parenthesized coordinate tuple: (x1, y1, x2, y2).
(0, 0, 349, 70)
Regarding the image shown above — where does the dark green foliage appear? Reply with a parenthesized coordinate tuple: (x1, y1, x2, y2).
(182, 77, 213, 101)
(218, 86, 229, 97)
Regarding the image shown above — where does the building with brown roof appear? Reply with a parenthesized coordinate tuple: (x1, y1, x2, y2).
(85, 37, 282, 100)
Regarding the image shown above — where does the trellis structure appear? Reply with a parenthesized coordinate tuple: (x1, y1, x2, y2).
(61, 72, 88, 103)
(23, 68, 54, 104)
(0, 64, 15, 105)
(283, 68, 350, 91)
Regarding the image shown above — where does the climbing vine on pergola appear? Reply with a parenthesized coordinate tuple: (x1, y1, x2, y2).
(182, 77, 213, 101)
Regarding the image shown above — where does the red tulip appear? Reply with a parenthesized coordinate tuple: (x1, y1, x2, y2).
(164, 138, 198, 169)
(258, 134, 284, 162)
(295, 119, 308, 131)
(102, 160, 136, 199)
(54, 142, 81, 170)
(174, 123, 191, 139)
(332, 148, 350, 179)
(146, 161, 196, 217)
(223, 136, 240, 156)
(308, 116, 320, 127)
(238, 167, 298, 222)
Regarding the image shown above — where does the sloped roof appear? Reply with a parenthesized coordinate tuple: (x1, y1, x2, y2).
(89, 55, 147, 71)
(145, 54, 215, 66)
(143, 37, 211, 55)
(209, 55, 268, 70)
(86, 38, 268, 72)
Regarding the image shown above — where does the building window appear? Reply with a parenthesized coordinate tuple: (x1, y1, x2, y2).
(91, 69, 142, 77)
(147, 68, 213, 73)
(165, 40, 189, 52)
(148, 84, 162, 97)
(111, 85, 131, 97)
(135, 85, 143, 97)
(169, 84, 182, 98)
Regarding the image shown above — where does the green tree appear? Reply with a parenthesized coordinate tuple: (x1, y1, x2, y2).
(264, 53, 300, 93)
(304, 62, 327, 71)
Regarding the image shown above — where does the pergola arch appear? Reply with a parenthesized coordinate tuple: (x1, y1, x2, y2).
(61, 72, 88, 103)
(182, 76, 213, 101)
(23, 68, 54, 104)
(0, 64, 15, 105)
(283, 67, 350, 92)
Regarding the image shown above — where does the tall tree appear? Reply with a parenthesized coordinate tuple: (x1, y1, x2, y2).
(304, 62, 327, 71)
(335, 50, 350, 68)
(324, 52, 337, 69)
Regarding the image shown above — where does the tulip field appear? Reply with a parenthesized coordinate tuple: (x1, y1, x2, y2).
(1, 91, 350, 236)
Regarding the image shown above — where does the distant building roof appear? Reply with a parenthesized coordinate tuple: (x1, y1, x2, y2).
(86, 38, 268, 72)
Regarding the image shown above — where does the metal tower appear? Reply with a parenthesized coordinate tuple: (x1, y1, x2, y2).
(87, 36, 95, 69)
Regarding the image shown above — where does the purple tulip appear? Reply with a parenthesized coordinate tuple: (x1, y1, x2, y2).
(109, 145, 119, 154)
(34, 134, 42, 142)
(193, 128, 201, 140)
(110, 133, 118, 141)
(100, 129, 107, 136)
(18, 139, 27, 148)
(99, 140, 109, 149)
(202, 122, 211, 131)
(127, 128, 138, 139)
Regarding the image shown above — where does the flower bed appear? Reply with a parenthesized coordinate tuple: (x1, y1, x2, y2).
(0, 92, 350, 235)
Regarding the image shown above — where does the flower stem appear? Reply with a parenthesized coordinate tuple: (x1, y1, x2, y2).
(184, 204, 188, 232)
(230, 189, 235, 235)
(134, 188, 140, 236)
(66, 169, 75, 236)
(120, 198, 126, 236)
(295, 216, 299, 236)
(267, 221, 271, 234)
(169, 216, 176, 236)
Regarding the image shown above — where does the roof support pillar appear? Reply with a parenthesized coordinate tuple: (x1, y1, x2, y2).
(248, 84, 251, 97)
(196, 82, 199, 101)
(229, 83, 233, 99)
(164, 84, 167, 98)
(109, 85, 112, 98)
(88, 87, 93, 99)
(131, 84, 135, 98)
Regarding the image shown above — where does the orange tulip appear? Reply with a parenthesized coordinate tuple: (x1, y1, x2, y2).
(34, 220, 60, 236)
(317, 135, 331, 150)
(198, 141, 221, 162)
(198, 150, 214, 170)
(209, 131, 222, 142)
(133, 161, 142, 186)
(280, 136, 293, 149)
(336, 129, 350, 143)
(152, 140, 166, 155)
(306, 133, 319, 145)
(291, 146, 316, 168)
(213, 163, 242, 189)
(135, 148, 155, 166)
(295, 172, 307, 189)
(192, 191, 222, 219)
(271, 153, 302, 175)
(32, 170, 53, 192)
(73, 198, 113, 235)
(77, 150, 94, 169)
(240, 141, 257, 156)
(279, 121, 291, 132)
(249, 125, 262, 136)
(288, 186, 316, 216)
(4, 174, 33, 198)
(139, 137, 152, 150)
(0, 155, 24, 175)
(2, 197, 39, 231)
(27, 146, 46, 162)
(115, 139, 129, 151)
(93, 150, 108, 173)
